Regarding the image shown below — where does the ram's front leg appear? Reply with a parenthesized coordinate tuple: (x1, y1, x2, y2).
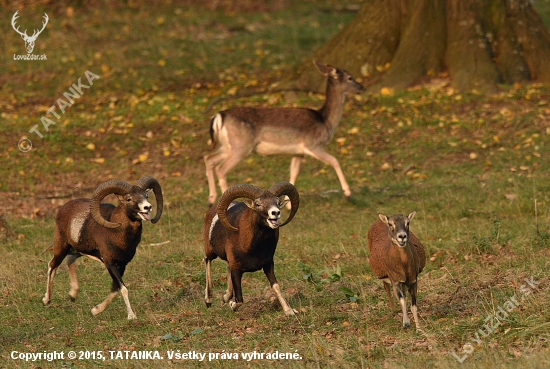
(263, 261, 296, 316)
(91, 263, 136, 320)
(112, 264, 137, 320)
(91, 288, 119, 317)
(229, 269, 243, 312)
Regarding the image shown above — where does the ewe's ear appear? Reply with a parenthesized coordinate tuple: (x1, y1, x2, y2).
(408, 211, 416, 221)
(378, 213, 389, 225)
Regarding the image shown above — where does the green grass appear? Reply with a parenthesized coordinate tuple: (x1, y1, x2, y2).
(2, 1, 550, 368)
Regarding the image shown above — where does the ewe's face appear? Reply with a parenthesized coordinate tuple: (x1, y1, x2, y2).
(121, 189, 153, 222)
(379, 212, 416, 248)
(387, 215, 410, 247)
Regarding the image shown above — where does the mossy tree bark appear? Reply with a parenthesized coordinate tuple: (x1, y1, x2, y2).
(290, 0, 550, 93)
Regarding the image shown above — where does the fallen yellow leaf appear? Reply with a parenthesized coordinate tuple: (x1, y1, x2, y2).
(138, 153, 149, 162)
(380, 87, 394, 96)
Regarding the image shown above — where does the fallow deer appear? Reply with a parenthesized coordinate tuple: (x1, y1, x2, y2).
(204, 61, 364, 205)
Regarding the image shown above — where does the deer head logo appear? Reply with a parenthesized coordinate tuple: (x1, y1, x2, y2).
(11, 11, 49, 54)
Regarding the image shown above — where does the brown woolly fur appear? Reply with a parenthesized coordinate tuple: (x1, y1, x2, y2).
(368, 212, 426, 329)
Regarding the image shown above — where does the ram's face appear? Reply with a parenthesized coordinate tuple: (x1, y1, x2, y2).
(122, 189, 153, 222)
(249, 195, 281, 229)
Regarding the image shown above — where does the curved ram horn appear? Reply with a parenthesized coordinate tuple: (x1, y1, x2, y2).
(135, 176, 163, 224)
(268, 182, 300, 227)
(217, 184, 265, 232)
(90, 180, 133, 229)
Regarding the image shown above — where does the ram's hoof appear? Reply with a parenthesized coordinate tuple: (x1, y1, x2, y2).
(223, 293, 232, 304)
(284, 308, 297, 316)
(229, 301, 242, 311)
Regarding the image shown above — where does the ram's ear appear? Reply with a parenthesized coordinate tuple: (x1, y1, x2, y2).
(278, 197, 290, 209)
(242, 199, 254, 209)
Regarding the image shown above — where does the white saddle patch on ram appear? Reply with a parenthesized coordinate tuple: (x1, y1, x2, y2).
(69, 214, 87, 244)
(209, 202, 236, 240)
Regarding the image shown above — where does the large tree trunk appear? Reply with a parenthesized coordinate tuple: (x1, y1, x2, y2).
(290, 0, 550, 93)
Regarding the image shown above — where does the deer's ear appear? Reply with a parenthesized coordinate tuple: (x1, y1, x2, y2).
(314, 62, 339, 80)
(314, 61, 330, 75)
